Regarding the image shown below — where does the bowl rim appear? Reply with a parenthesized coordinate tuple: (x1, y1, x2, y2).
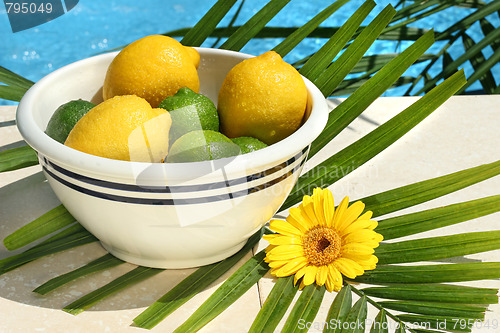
(16, 47, 328, 181)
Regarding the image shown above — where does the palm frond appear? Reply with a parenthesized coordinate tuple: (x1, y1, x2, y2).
(0, 0, 499, 332)
(172, 250, 268, 333)
(283, 68, 464, 209)
(63, 266, 163, 315)
(377, 195, 500, 240)
(132, 230, 263, 329)
(281, 284, 326, 333)
(248, 276, 298, 333)
(0, 145, 38, 172)
(273, 0, 352, 57)
(3, 205, 76, 251)
(298, 0, 376, 79)
(376, 231, 500, 264)
(180, 0, 237, 46)
(219, 0, 292, 51)
(324, 284, 352, 333)
(361, 284, 499, 304)
(353, 262, 500, 284)
(33, 254, 124, 295)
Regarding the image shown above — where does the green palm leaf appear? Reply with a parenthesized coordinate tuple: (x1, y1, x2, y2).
(219, 0, 291, 51)
(0, 65, 34, 89)
(0, 85, 28, 102)
(340, 295, 368, 333)
(462, 33, 497, 93)
(306, 29, 435, 159)
(281, 284, 326, 332)
(369, 310, 389, 333)
(376, 231, 500, 264)
(324, 284, 352, 333)
(315, 5, 397, 96)
(376, 195, 500, 240)
(3, 204, 76, 250)
(283, 68, 465, 209)
(133, 230, 263, 329)
(249, 275, 298, 333)
(298, 0, 376, 80)
(168, 25, 430, 41)
(353, 262, 500, 284)
(378, 301, 486, 319)
(0, 145, 38, 172)
(436, 0, 500, 41)
(33, 253, 124, 295)
(361, 160, 500, 218)
(0, 0, 499, 332)
(63, 266, 163, 315)
(172, 250, 269, 333)
(416, 25, 500, 95)
(273, 0, 352, 57)
(180, 0, 237, 47)
(361, 284, 499, 304)
(0, 65, 34, 101)
(0, 230, 97, 275)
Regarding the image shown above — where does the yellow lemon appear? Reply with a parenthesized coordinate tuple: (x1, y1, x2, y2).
(217, 51, 308, 145)
(103, 35, 200, 107)
(65, 95, 172, 162)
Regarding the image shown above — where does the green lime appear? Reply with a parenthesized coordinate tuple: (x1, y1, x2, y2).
(45, 99, 95, 143)
(166, 130, 240, 163)
(231, 137, 268, 154)
(158, 87, 219, 143)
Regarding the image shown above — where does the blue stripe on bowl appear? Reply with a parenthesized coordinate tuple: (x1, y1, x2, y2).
(41, 146, 308, 193)
(42, 154, 307, 205)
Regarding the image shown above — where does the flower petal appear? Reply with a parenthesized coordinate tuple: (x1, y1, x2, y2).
(266, 244, 303, 254)
(294, 266, 308, 286)
(322, 189, 335, 228)
(332, 197, 349, 230)
(269, 219, 303, 236)
(326, 265, 343, 292)
(356, 255, 378, 270)
(343, 229, 381, 245)
(303, 199, 321, 228)
(267, 260, 288, 268)
(264, 234, 303, 246)
(312, 188, 327, 226)
(316, 265, 328, 286)
(337, 201, 365, 233)
(341, 243, 375, 257)
(358, 211, 373, 222)
(341, 251, 373, 262)
(298, 279, 307, 291)
(324, 275, 335, 292)
(276, 257, 308, 277)
(266, 244, 303, 261)
(334, 257, 364, 279)
(288, 207, 313, 232)
(341, 219, 377, 236)
(302, 265, 318, 286)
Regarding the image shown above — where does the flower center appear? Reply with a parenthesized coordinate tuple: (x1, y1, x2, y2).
(303, 227, 341, 266)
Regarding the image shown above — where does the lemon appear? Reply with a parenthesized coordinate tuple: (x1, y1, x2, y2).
(231, 137, 267, 154)
(158, 87, 219, 144)
(217, 51, 308, 145)
(45, 99, 95, 143)
(65, 95, 171, 162)
(103, 35, 200, 107)
(166, 130, 240, 163)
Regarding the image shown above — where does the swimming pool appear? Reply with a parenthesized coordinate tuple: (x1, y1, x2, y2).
(1, 0, 499, 105)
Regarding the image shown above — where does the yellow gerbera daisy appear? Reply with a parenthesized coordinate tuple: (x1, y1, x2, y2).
(264, 187, 383, 292)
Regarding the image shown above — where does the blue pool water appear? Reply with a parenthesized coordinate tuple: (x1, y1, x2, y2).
(1, 0, 499, 106)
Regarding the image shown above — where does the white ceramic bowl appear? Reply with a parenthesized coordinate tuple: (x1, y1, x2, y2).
(16, 48, 328, 268)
